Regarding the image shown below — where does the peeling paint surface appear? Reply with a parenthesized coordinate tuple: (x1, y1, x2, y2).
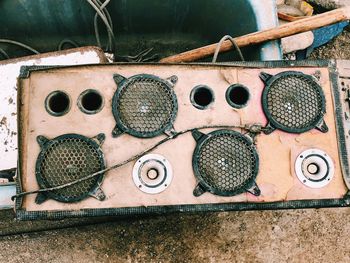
(0, 47, 106, 171)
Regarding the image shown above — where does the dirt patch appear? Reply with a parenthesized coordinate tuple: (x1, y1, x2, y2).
(309, 27, 350, 59)
(1, 209, 350, 263)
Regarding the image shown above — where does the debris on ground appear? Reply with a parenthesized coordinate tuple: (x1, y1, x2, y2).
(310, 26, 350, 59)
(306, 0, 350, 9)
(279, 0, 349, 58)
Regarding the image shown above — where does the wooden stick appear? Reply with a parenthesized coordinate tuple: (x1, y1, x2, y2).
(160, 7, 350, 63)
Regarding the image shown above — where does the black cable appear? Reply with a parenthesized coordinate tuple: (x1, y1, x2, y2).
(0, 48, 9, 60)
(93, 0, 113, 51)
(87, 0, 115, 54)
(212, 35, 245, 63)
(12, 124, 265, 200)
(58, 39, 79, 51)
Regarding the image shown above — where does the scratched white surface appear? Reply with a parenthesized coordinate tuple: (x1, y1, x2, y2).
(0, 49, 106, 170)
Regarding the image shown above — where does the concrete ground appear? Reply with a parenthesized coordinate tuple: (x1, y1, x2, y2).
(1, 209, 350, 263)
(1, 27, 350, 263)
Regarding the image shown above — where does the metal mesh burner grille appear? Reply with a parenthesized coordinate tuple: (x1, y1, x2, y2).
(193, 130, 259, 196)
(35, 135, 105, 202)
(113, 74, 177, 138)
(262, 72, 325, 133)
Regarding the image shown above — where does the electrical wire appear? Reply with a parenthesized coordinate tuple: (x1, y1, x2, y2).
(212, 35, 245, 63)
(93, 0, 110, 48)
(58, 39, 79, 51)
(0, 47, 9, 60)
(87, 0, 116, 54)
(0, 39, 40, 54)
(12, 124, 266, 200)
(93, 0, 113, 51)
(56, 1, 113, 54)
(0, 1, 115, 59)
(94, 10, 102, 48)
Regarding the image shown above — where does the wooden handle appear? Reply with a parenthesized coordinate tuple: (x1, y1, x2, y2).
(160, 7, 350, 63)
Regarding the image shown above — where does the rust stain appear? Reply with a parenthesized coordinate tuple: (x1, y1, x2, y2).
(0, 116, 7, 126)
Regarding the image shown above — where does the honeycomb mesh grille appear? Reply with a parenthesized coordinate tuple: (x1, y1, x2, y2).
(36, 136, 104, 202)
(195, 131, 258, 195)
(265, 73, 325, 132)
(115, 76, 176, 136)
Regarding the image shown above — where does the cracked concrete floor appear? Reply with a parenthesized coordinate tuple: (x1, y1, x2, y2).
(1, 28, 350, 263)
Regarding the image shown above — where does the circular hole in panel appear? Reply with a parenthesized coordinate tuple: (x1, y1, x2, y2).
(190, 85, 214, 110)
(78, 89, 104, 114)
(226, 84, 250, 109)
(45, 90, 71, 117)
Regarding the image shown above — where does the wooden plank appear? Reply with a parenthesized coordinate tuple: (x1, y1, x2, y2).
(160, 7, 350, 63)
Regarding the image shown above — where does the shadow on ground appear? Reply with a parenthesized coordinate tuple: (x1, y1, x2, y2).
(1, 209, 350, 262)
